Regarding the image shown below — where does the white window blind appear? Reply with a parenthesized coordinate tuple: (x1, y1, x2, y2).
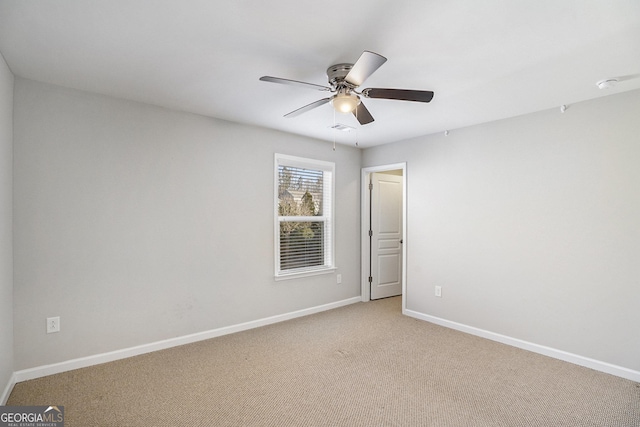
(275, 154, 334, 278)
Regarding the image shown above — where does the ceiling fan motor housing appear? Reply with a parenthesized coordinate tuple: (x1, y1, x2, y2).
(327, 63, 354, 87)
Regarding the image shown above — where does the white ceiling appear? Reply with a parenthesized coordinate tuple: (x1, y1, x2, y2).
(1, 0, 639, 147)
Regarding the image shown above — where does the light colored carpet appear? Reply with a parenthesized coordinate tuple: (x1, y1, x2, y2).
(8, 297, 640, 426)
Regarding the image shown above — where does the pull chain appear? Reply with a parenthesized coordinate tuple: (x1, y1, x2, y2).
(332, 109, 336, 151)
(355, 105, 359, 147)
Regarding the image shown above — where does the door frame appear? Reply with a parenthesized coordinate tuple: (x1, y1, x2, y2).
(361, 163, 407, 311)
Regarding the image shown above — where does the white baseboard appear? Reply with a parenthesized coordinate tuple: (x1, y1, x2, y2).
(404, 309, 640, 383)
(12, 297, 361, 384)
(1, 373, 16, 405)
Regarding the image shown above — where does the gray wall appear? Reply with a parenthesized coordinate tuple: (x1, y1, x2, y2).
(9, 75, 640, 376)
(13, 79, 362, 370)
(0, 53, 14, 396)
(363, 89, 640, 372)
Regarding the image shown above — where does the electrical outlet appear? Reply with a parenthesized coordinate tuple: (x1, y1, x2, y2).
(336, 274, 342, 284)
(47, 316, 60, 334)
(435, 286, 442, 298)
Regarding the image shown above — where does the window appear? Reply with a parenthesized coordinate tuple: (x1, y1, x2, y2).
(275, 154, 335, 279)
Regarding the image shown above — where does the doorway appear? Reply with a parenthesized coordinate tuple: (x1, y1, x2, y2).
(361, 164, 406, 309)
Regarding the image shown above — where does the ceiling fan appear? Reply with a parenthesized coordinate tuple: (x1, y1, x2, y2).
(259, 51, 434, 125)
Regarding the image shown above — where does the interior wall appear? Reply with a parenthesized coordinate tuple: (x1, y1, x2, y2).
(0, 53, 14, 397)
(12, 78, 362, 370)
(363, 89, 640, 373)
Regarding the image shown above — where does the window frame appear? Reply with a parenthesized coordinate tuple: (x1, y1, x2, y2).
(274, 153, 336, 280)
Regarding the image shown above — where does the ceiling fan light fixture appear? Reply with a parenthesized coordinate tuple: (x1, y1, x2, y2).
(331, 90, 360, 113)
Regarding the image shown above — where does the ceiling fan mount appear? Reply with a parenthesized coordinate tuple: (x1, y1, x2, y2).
(260, 51, 434, 125)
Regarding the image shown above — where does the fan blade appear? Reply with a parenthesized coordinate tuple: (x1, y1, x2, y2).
(362, 88, 434, 103)
(353, 101, 374, 125)
(344, 51, 387, 87)
(284, 98, 331, 118)
(260, 76, 331, 91)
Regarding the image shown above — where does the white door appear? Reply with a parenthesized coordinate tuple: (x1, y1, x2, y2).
(370, 172, 403, 300)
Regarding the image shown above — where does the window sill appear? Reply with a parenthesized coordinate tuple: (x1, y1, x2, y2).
(274, 267, 337, 281)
